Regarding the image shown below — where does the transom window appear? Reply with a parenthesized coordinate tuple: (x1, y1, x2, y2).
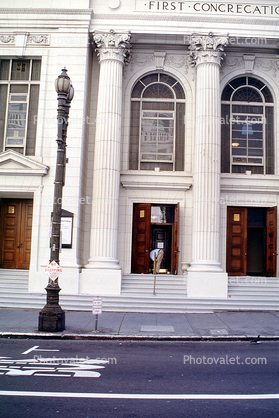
(221, 76, 274, 174)
(129, 73, 185, 171)
(0, 59, 41, 155)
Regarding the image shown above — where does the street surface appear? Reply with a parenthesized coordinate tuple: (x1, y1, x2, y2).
(0, 339, 278, 417)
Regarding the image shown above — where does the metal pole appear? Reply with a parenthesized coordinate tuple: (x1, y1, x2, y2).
(38, 68, 73, 332)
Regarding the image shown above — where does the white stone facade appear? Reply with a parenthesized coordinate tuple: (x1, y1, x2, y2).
(0, 0, 279, 299)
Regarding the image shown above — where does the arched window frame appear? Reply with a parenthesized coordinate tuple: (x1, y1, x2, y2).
(129, 73, 185, 171)
(221, 76, 274, 175)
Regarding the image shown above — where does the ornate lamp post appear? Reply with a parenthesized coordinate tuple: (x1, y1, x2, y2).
(38, 68, 74, 332)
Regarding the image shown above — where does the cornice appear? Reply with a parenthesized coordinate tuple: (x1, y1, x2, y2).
(92, 13, 279, 27)
(0, 9, 92, 15)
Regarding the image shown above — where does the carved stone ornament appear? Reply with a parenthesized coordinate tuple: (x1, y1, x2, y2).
(27, 34, 50, 45)
(189, 32, 229, 67)
(93, 29, 131, 64)
(0, 35, 15, 45)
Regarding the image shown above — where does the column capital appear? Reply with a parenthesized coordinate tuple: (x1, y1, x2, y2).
(189, 32, 228, 66)
(93, 29, 131, 64)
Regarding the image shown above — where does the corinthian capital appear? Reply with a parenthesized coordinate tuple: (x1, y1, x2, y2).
(189, 32, 228, 66)
(93, 30, 131, 64)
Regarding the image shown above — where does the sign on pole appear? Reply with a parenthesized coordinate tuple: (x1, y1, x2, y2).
(44, 260, 62, 280)
(92, 297, 102, 314)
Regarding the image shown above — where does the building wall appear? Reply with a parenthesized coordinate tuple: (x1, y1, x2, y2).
(0, 0, 279, 296)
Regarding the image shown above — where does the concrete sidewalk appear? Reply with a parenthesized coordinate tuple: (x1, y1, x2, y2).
(1, 308, 279, 340)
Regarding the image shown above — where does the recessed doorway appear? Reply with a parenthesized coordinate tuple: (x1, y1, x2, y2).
(131, 203, 179, 274)
(226, 206, 277, 276)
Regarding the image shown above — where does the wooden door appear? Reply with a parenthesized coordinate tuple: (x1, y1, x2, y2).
(227, 207, 247, 276)
(131, 203, 151, 274)
(172, 203, 179, 274)
(266, 206, 277, 277)
(0, 199, 33, 269)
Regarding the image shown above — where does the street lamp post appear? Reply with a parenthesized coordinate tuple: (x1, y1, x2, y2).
(38, 68, 74, 332)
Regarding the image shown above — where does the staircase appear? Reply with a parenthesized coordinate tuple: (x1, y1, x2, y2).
(0, 269, 279, 313)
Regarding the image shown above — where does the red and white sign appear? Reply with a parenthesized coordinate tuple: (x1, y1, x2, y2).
(44, 261, 62, 280)
(92, 297, 102, 315)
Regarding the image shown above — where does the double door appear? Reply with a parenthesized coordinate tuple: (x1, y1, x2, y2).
(226, 206, 277, 276)
(0, 199, 33, 269)
(131, 203, 179, 274)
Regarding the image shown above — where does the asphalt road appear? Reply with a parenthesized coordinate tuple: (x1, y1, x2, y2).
(0, 339, 278, 417)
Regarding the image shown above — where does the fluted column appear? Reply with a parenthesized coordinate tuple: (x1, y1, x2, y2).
(187, 33, 228, 297)
(87, 30, 131, 270)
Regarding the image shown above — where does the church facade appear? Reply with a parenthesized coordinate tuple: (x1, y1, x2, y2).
(0, 0, 279, 301)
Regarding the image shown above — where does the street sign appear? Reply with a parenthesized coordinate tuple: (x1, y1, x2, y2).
(92, 297, 102, 315)
(44, 261, 62, 280)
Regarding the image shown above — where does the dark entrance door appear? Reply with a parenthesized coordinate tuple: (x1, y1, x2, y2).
(150, 226, 171, 272)
(227, 206, 277, 276)
(0, 199, 33, 269)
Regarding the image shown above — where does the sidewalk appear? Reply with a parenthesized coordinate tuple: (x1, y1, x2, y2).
(1, 308, 279, 340)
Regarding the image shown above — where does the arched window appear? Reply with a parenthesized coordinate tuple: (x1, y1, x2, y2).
(129, 73, 185, 171)
(221, 76, 274, 174)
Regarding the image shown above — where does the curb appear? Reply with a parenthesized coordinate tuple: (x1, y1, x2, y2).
(1, 332, 279, 341)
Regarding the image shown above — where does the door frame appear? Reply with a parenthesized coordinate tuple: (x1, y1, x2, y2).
(226, 206, 277, 276)
(0, 198, 33, 270)
(131, 203, 179, 274)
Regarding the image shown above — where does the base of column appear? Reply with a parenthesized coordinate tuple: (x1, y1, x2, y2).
(86, 257, 121, 270)
(187, 260, 224, 273)
(80, 268, 122, 295)
(187, 271, 228, 298)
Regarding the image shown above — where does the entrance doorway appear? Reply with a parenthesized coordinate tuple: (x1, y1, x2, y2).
(131, 203, 179, 274)
(0, 199, 33, 269)
(226, 206, 277, 276)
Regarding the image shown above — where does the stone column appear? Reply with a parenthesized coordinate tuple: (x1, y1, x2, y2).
(187, 33, 228, 298)
(81, 30, 131, 295)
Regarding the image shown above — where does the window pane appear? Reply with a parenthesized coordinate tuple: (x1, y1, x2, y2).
(248, 77, 265, 90)
(10, 84, 28, 94)
(142, 102, 174, 111)
(172, 82, 185, 99)
(266, 107, 274, 174)
(6, 102, 27, 143)
(0, 85, 8, 151)
(232, 87, 262, 102)
(131, 81, 145, 98)
(221, 104, 230, 172)
(221, 84, 234, 101)
(143, 84, 174, 99)
(159, 74, 177, 86)
(31, 60, 41, 81)
(26, 84, 39, 155)
(129, 101, 140, 170)
(229, 77, 246, 89)
(0, 60, 10, 80)
(232, 104, 263, 114)
(141, 74, 158, 86)
(11, 60, 30, 80)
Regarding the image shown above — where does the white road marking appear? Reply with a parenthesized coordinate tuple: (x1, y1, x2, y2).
(22, 346, 39, 355)
(0, 391, 278, 400)
(22, 346, 60, 355)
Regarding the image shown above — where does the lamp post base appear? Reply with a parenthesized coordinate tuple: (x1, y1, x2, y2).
(38, 284, 65, 332)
